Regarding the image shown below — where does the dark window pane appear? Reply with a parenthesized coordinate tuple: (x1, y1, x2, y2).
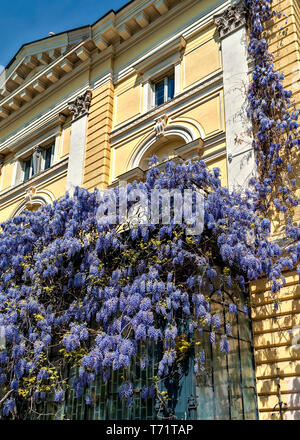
(24, 157, 32, 182)
(168, 74, 175, 100)
(45, 145, 54, 170)
(155, 80, 165, 106)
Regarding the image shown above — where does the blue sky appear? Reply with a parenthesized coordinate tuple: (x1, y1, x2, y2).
(0, 0, 129, 69)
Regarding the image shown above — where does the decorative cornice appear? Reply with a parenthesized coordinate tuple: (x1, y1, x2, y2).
(1, 111, 66, 154)
(133, 36, 186, 76)
(214, 1, 247, 39)
(68, 89, 92, 121)
(0, 40, 92, 123)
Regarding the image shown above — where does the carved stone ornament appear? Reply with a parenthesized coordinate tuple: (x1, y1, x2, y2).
(68, 89, 92, 121)
(32, 146, 43, 175)
(25, 186, 37, 207)
(214, 1, 247, 39)
(154, 114, 168, 138)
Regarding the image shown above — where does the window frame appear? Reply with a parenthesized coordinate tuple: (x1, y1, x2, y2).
(140, 57, 182, 113)
(152, 71, 175, 108)
(12, 131, 59, 187)
(21, 142, 56, 183)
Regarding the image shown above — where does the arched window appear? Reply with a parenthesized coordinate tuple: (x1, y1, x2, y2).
(129, 123, 200, 171)
(12, 190, 54, 218)
(138, 135, 184, 170)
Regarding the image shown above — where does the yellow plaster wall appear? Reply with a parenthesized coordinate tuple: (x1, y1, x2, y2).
(110, 89, 225, 183)
(183, 25, 221, 88)
(173, 93, 223, 136)
(266, 0, 300, 105)
(205, 150, 227, 187)
(59, 118, 72, 159)
(0, 156, 15, 192)
(0, 174, 67, 223)
(110, 129, 152, 182)
(114, 0, 217, 73)
(250, 271, 300, 419)
(39, 175, 67, 199)
(250, 0, 300, 419)
(114, 81, 141, 126)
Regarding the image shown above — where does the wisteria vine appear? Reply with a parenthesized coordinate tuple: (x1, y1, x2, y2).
(0, 0, 299, 419)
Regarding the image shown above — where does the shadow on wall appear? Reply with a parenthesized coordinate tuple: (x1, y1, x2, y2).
(286, 376, 300, 420)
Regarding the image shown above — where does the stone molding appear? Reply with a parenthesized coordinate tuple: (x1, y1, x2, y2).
(214, 1, 247, 40)
(68, 89, 92, 121)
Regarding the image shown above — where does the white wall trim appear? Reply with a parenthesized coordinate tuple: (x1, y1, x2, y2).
(129, 124, 196, 170)
(12, 190, 55, 217)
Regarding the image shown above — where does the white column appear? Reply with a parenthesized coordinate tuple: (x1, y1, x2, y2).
(142, 80, 152, 113)
(174, 61, 181, 96)
(66, 90, 92, 194)
(215, 2, 256, 191)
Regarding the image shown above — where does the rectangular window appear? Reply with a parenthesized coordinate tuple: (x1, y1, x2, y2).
(153, 72, 175, 108)
(22, 143, 55, 183)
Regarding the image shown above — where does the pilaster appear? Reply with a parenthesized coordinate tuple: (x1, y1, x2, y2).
(66, 89, 92, 194)
(214, 1, 255, 191)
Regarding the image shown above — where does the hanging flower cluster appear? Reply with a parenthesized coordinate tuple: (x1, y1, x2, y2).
(245, 0, 300, 297)
(0, 158, 296, 418)
(0, 0, 299, 419)
(246, 0, 300, 230)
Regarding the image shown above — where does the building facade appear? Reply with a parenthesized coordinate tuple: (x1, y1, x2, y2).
(0, 0, 299, 420)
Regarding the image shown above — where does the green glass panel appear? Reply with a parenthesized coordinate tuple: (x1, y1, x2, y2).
(229, 392, 244, 420)
(240, 340, 256, 388)
(196, 386, 214, 419)
(227, 339, 244, 419)
(239, 312, 252, 341)
(243, 387, 258, 419)
(212, 334, 230, 419)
